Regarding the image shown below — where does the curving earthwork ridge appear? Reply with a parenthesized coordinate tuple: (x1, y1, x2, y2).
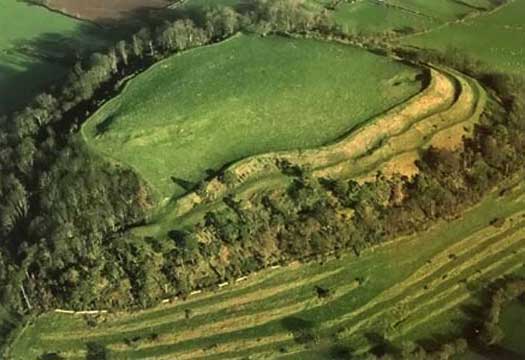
(170, 64, 486, 221)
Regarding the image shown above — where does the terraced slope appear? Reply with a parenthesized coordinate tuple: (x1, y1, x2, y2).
(9, 179, 525, 359)
(151, 63, 486, 235)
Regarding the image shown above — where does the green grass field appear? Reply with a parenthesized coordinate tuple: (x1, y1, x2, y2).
(4, 1, 524, 359)
(402, 0, 525, 75)
(8, 178, 525, 360)
(333, 0, 439, 35)
(82, 34, 422, 200)
(385, 0, 482, 21)
(0, 0, 108, 114)
(331, 0, 496, 34)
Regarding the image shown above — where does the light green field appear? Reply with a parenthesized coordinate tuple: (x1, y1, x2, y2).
(82, 34, 422, 199)
(402, 0, 525, 75)
(333, 0, 439, 35)
(385, 0, 478, 21)
(332, 0, 506, 37)
(8, 178, 525, 360)
(0, 0, 107, 114)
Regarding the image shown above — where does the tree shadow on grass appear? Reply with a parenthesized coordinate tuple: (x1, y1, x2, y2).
(85, 342, 108, 360)
(0, 22, 111, 115)
(170, 176, 197, 192)
(2, 2, 210, 117)
(281, 316, 320, 345)
(95, 114, 118, 135)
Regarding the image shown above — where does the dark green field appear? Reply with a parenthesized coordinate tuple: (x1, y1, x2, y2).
(0, 0, 108, 113)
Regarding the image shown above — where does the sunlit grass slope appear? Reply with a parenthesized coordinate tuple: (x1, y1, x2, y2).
(333, 0, 439, 35)
(83, 34, 422, 199)
(402, 0, 525, 74)
(385, 0, 477, 20)
(332, 0, 504, 37)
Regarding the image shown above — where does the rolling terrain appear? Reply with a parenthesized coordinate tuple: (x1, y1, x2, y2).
(402, 0, 525, 74)
(1, 0, 524, 359)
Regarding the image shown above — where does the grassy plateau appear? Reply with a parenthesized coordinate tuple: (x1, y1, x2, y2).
(3, 0, 524, 359)
(82, 34, 422, 200)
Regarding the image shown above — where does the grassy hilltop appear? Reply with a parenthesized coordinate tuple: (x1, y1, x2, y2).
(83, 34, 422, 199)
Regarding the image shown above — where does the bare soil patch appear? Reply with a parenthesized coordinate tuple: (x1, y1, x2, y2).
(44, 0, 173, 22)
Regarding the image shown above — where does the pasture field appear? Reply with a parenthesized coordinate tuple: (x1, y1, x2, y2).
(331, 0, 498, 36)
(333, 0, 439, 35)
(8, 177, 525, 360)
(385, 0, 475, 21)
(82, 34, 423, 200)
(401, 0, 525, 75)
(0, 0, 108, 114)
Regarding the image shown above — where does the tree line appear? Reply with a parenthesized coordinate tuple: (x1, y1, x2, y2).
(0, 0, 334, 313)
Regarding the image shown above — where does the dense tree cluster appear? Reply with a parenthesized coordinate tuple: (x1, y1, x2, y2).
(356, 338, 469, 360)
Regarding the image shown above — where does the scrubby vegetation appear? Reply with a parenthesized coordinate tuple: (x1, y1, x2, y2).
(7, 187, 525, 359)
